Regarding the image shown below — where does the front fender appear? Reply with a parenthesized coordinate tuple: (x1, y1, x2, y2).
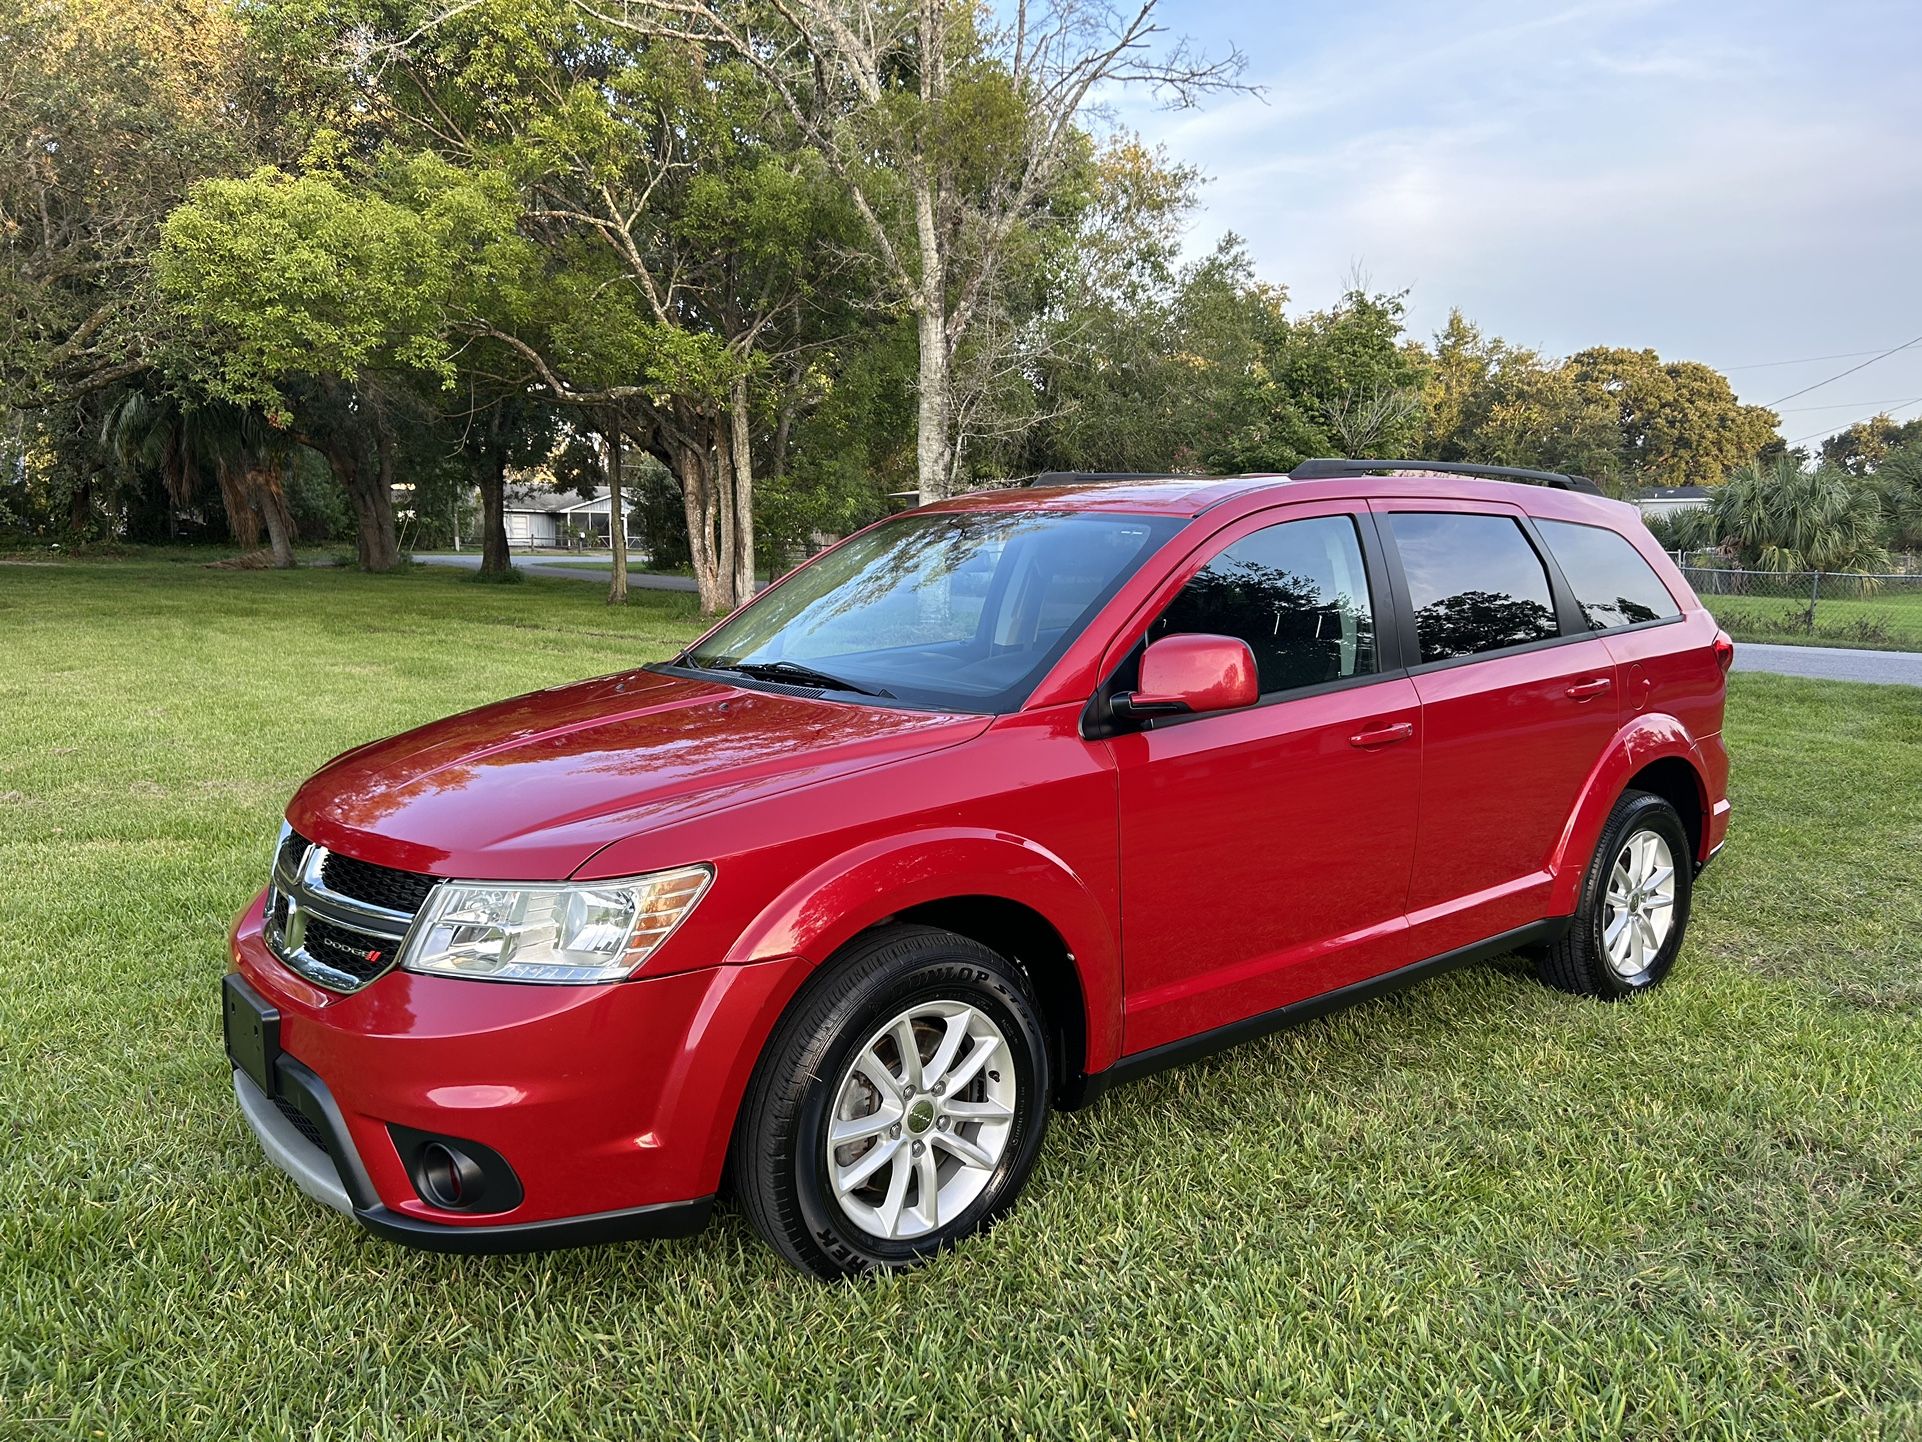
(724, 828, 1124, 1073)
(1547, 713, 1710, 915)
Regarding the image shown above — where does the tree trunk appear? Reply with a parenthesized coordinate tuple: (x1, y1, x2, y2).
(915, 301, 951, 504)
(213, 461, 263, 551)
(606, 422, 629, 606)
(322, 438, 400, 573)
(478, 447, 511, 578)
(257, 463, 298, 569)
(66, 478, 93, 533)
(728, 378, 756, 606)
(673, 436, 724, 615)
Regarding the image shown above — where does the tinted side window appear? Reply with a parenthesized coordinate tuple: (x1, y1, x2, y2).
(1537, 519, 1682, 631)
(1152, 515, 1376, 694)
(1387, 512, 1560, 663)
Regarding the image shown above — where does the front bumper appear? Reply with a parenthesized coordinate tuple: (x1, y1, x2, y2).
(230, 1052, 713, 1252)
(226, 892, 808, 1251)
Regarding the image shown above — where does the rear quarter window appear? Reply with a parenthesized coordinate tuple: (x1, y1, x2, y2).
(1386, 511, 1561, 663)
(1537, 519, 1682, 631)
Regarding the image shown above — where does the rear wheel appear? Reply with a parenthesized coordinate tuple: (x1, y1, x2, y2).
(731, 924, 1051, 1278)
(1538, 789, 1692, 999)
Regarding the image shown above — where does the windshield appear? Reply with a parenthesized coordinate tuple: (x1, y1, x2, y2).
(678, 509, 1180, 713)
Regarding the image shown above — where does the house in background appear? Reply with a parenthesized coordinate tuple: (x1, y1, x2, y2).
(1635, 484, 1711, 520)
(502, 483, 614, 548)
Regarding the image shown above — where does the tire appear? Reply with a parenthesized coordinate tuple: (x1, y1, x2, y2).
(1537, 789, 1693, 999)
(730, 924, 1052, 1279)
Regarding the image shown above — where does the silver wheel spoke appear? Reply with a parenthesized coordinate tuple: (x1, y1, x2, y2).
(923, 1011, 970, 1090)
(932, 1127, 995, 1169)
(940, 1098, 1014, 1122)
(944, 1034, 1001, 1093)
(854, 1052, 903, 1106)
(914, 1144, 942, 1230)
(830, 1106, 900, 1147)
(874, 1145, 912, 1234)
(836, 1136, 901, 1195)
(892, 1018, 924, 1090)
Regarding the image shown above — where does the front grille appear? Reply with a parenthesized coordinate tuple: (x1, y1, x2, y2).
(273, 1096, 328, 1153)
(321, 851, 437, 915)
(267, 824, 439, 994)
(299, 916, 406, 984)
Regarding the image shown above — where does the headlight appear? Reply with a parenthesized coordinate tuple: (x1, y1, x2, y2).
(399, 865, 713, 984)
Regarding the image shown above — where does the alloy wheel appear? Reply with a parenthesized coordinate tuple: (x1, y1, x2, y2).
(1602, 828, 1677, 980)
(825, 1000, 1017, 1241)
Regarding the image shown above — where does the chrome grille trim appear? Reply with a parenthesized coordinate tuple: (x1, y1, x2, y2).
(266, 826, 435, 994)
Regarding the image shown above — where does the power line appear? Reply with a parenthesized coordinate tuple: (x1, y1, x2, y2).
(1788, 397, 1922, 448)
(1763, 335, 1922, 407)
(1778, 395, 1922, 415)
(1724, 347, 1911, 372)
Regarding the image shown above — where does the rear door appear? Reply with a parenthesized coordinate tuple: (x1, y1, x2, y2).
(1373, 500, 1622, 955)
(1110, 503, 1422, 1055)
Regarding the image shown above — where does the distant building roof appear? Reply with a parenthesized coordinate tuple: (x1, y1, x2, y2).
(1640, 485, 1711, 502)
(502, 483, 610, 513)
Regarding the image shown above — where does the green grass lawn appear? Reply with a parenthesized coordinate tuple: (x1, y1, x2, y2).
(3, 562, 1920, 1440)
(1694, 579, 1922, 651)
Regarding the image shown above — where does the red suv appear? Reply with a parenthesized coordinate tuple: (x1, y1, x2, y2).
(224, 459, 1732, 1277)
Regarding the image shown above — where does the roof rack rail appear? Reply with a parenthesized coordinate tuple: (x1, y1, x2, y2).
(1288, 458, 1602, 495)
(1021, 470, 1196, 487)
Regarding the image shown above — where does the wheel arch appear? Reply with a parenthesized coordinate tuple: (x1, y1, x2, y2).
(723, 828, 1123, 1082)
(1548, 714, 1711, 915)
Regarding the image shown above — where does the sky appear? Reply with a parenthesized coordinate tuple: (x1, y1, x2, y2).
(1109, 0, 1922, 447)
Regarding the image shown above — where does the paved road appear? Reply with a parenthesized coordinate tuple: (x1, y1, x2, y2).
(1730, 642, 1922, 687)
(416, 551, 698, 591)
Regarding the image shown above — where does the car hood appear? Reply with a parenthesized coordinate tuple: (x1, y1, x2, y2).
(286, 667, 990, 879)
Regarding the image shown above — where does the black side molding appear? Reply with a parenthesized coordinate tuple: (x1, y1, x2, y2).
(1060, 918, 1569, 1108)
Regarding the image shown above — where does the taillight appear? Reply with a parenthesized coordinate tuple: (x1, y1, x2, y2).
(1712, 630, 1735, 674)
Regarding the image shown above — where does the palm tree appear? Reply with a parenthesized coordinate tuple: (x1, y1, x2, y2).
(102, 393, 298, 567)
(1700, 456, 1888, 574)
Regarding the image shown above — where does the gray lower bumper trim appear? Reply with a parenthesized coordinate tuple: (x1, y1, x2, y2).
(232, 1068, 354, 1215)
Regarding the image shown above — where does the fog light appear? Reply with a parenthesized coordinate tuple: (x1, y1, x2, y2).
(418, 1141, 485, 1209)
(391, 1126, 523, 1214)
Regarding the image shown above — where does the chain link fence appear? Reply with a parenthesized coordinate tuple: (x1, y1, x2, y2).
(1675, 559, 1922, 650)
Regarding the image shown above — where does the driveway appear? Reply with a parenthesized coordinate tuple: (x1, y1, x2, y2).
(416, 551, 697, 591)
(1730, 642, 1922, 687)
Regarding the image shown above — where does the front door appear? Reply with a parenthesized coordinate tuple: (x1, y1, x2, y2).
(1111, 506, 1422, 1056)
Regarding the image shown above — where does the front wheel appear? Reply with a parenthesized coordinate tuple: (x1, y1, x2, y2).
(1538, 789, 1693, 999)
(730, 925, 1051, 1278)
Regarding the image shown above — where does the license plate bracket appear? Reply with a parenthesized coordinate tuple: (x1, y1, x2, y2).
(222, 973, 281, 1096)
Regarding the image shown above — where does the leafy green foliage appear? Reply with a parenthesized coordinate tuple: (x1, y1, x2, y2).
(1668, 455, 1889, 572)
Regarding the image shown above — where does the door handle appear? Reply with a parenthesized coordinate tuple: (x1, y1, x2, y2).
(1565, 677, 1614, 700)
(1349, 721, 1414, 748)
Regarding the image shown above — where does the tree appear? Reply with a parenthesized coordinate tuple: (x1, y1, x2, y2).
(100, 390, 300, 566)
(1683, 457, 1887, 573)
(586, 0, 1243, 502)
(1819, 412, 1922, 476)
(0, 0, 254, 412)
(1565, 347, 1779, 487)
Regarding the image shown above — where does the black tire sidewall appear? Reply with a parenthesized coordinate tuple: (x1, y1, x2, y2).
(784, 947, 1050, 1275)
(1580, 793, 1692, 996)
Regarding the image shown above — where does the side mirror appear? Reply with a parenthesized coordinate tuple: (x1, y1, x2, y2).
(1114, 633, 1260, 722)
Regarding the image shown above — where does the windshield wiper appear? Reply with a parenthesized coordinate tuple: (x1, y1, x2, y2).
(713, 660, 895, 699)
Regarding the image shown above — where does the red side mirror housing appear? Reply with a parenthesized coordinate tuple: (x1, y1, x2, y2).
(1119, 633, 1260, 721)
